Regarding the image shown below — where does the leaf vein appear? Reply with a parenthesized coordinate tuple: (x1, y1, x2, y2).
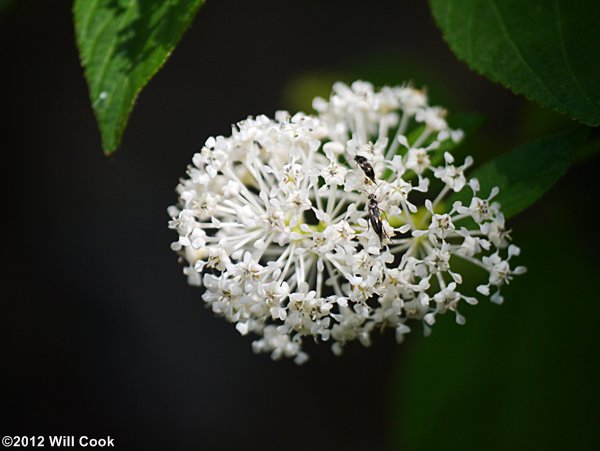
(78, 0, 101, 43)
(92, 0, 137, 95)
(487, 0, 567, 111)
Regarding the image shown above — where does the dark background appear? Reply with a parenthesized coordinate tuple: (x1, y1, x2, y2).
(2, 1, 599, 450)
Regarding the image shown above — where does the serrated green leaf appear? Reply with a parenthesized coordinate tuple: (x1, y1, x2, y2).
(447, 127, 590, 219)
(429, 0, 600, 126)
(74, 0, 204, 155)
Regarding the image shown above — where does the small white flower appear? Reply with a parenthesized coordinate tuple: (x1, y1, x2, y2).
(169, 80, 525, 363)
(428, 213, 455, 241)
(433, 152, 473, 192)
(481, 212, 511, 248)
(416, 106, 448, 132)
(405, 147, 432, 175)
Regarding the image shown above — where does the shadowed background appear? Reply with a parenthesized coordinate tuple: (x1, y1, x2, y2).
(2, 0, 599, 449)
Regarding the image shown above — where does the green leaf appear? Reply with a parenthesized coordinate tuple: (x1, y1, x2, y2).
(429, 0, 600, 126)
(447, 127, 590, 219)
(74, 0, 205, 155)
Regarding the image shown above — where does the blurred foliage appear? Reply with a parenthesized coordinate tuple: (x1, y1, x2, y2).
(430, 0, 600, 126)
(514, 100, 600, 162)
(574, 128, 600, 163)
(391, 190, 600, 450)
(517, 101, 575, 143)
(283, 70, 341, 114)
(0, 0, 15, 14)
(283, 55, 465, 115)
(73, 0, 205, 155)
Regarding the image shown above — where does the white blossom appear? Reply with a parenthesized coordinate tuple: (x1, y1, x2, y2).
(169, 80, 525, 363)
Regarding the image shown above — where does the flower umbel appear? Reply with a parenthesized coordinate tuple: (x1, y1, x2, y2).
(169, 81, 525, 364)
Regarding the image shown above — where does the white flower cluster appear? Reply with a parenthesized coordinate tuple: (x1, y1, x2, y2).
(169, 80, 525, 364)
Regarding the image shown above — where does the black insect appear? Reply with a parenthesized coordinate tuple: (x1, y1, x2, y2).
(354, 155, 376, 183)
(367, 193, 387, 244)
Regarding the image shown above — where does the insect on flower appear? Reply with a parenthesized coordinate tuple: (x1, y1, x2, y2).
(354, 155, 376, 183)
(368, 192, 387, 243)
